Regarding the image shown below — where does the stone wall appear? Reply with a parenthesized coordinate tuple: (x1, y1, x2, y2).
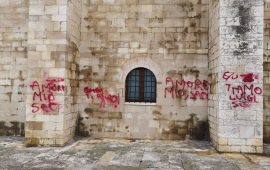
(67, 0, 81, 46)
(209, 0, 264, 153)
(0, 0, 267, 154)
(25, 0, 81, 146)
(78, 0, 209, 139)
(66, 0, 82, 140)
(264, 0, 270, 143)
(0, 0, 28, 136)
(208, 0, 220, 150)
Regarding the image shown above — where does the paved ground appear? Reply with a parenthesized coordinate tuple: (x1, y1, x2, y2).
(0, 137, 270, 170)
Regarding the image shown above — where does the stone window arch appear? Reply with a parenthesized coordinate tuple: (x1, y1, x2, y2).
(125, 67, 157, 103)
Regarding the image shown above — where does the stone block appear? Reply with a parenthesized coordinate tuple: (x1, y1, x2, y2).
(0, 1, 9, 7)
(219, 126, 239, 138)
(240, 146, 256, 153)
(230, 146, 241, 152)
(240, 126, 255, 139)
(59, 5, 67, 14)
(26, 121, 43, 130)
(52, 15, 67, 21)
(111, 18, 125, 27)
(29, 6, 44, 15)
(228, 139, 246, 146)
(45, 6, 59, 14)
(0, 79, 11, 86)
(47, 131, 64, 138)
(217, 138, 228, 145)
(218, 145, 231, 152)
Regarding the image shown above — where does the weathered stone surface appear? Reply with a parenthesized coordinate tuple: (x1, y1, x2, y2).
(0, 0, 28, 136)
(0, 0, 268, 154)
(24, 0, 82, 146)
(264, 0, 270, 144)
(0, 137, 270, 170)
(78, 0, 209, 141)
(209, 0, 264, 153)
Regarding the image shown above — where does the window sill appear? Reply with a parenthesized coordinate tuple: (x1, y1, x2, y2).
(124, 102, 157, 106)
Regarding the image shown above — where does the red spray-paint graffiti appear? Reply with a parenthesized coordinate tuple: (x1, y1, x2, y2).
(164, 77, 209, 100)
(30, 77, 65, 114)
(223, 71, 259, 82)
(84, 87, 120, 108)
(222, 71, 262, 108)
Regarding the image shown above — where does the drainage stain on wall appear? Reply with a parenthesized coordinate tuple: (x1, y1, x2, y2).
(80, 66, 93, 82)
(76, 65, 209, 139)
(75, 0, 209, 140)
(232, 5, 254, 56)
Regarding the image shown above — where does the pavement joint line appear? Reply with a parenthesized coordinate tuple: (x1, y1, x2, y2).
(1, 138, 270, 169)
(242, 153, 256, 164)
(179, 153, 186, 170)
(139, 148, 145, 168)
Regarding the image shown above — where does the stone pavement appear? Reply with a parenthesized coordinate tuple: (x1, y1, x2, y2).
(0, 137, 270, 170)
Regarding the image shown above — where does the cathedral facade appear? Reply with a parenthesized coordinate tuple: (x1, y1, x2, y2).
(0, 0, 269, 153)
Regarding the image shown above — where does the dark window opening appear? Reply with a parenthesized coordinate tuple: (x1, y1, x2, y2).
(125, 67, 156, 103)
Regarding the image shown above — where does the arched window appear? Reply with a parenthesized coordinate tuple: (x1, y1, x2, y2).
(125, 67, 156, 103)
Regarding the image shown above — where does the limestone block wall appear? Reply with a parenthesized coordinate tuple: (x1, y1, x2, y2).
(208, 0, 220, 149)
(0, 0, 28, 136)
(25, 0, 79, 146)
(264, 0, 270, 143)
(66, 0, 82, 139)
(78, 0, 210, 139)
(67, 0, 82, 46)
(209, 0, 264, 153)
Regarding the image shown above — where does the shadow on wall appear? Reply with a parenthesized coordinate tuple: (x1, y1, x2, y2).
(0, 121, 24, 136)
(156, 112, 209, 141)
(76, 110, 210, 141)
(76, 108, 123, 137)
(264, 124, 270, 143)
(69, 41, 80, 139)
(76, 116, 89, 137)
